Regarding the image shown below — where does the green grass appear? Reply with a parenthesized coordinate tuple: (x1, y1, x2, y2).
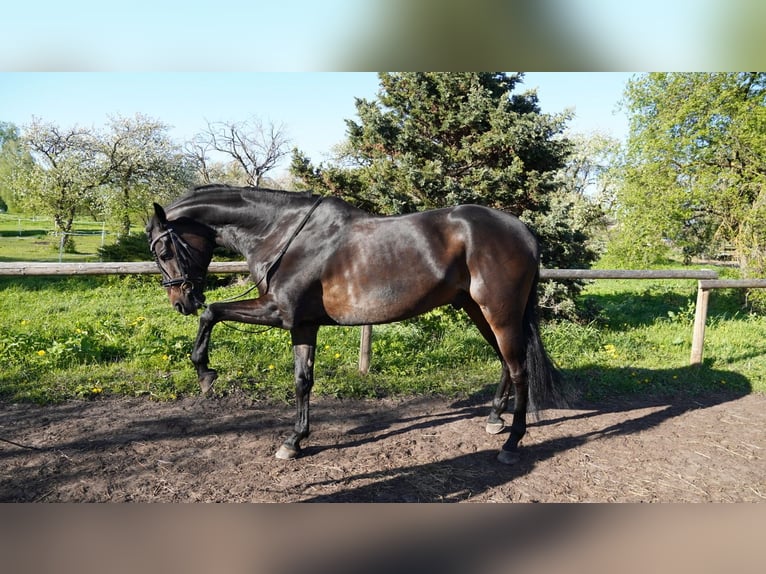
(0, 213, 134, 262)
(547, 276, 762, 400)
(0, 215, 762, 405)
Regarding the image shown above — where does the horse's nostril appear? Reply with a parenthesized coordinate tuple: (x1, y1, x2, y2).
(174, 302, 185, 314)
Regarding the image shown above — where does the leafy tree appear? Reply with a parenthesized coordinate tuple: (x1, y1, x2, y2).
(0, 122, 33, 212)
(4, 116, 193, 249)
(611, 73, 766, 272)
(558, 132, 622, 202)
(5, 118, 105, 251)
(0, 122, 17, 146)
(292, 72, 601, 317)
(100, 113, 194, 236)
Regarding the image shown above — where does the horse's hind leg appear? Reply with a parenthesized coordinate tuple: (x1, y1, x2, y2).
(467, 299, 530, 464)
(497, 350, 528, 465)
(462, 300, 512, 435)
(487, 323, 528, 465)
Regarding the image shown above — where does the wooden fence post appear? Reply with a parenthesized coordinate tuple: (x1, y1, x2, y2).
(358, 325, 372, 374)
(690, 282, 710, 365)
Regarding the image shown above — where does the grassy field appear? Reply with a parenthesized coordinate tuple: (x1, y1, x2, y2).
(0, 213, 763, 404)
(0, 213, 128, 262)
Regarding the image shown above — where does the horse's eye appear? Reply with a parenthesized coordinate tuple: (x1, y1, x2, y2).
(159, 249, 173, 261)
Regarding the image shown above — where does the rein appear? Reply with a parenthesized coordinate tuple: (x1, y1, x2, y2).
(260, 196, 324, 288)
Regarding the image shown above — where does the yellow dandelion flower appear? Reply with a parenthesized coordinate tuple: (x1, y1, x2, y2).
(37, 350, 46, 356)
(20, 320, 29, 326)
(334, 353, 341, 359)
(268, 364, 275, 370)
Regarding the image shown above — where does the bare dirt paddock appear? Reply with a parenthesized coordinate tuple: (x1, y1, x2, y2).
(1, 389, 764, 502)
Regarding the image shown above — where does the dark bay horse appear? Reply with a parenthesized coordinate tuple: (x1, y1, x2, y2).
(147, 184, 565, 464)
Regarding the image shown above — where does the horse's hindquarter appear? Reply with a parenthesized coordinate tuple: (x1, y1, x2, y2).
(319, 206, 537, 326)
(458, 205, 539, 311)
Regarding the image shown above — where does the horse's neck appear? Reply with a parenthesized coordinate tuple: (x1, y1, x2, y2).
(168, 190, 303, 256)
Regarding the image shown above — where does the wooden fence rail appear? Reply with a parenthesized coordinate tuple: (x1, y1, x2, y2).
(1, 261, 754, 368)
(0, 262, 722, 280)
(0, 261, 251, 276)
(539, 269, 719, 280)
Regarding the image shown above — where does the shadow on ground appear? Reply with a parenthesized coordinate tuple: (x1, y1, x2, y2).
(300, 363, 752, 502)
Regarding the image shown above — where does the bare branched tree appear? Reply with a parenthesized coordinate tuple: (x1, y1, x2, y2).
(199, 117, 290, 187)
(184, 136, 214, 184)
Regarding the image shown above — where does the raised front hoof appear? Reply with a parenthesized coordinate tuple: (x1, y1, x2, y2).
(496, 449, 521, 465)
(198, 370, 218, 395)
(485, 420, 506, 435)
(275, 444, 300, 460)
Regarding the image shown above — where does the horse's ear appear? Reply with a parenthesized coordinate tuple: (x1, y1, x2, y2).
(153, 203, 168, 226)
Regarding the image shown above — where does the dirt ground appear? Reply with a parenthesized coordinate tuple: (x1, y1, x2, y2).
(1, 389, 764, 502)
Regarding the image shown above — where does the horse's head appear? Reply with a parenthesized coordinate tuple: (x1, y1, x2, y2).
(146, 203, 216, 316)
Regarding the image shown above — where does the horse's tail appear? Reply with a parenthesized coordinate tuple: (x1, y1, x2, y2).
(523, 271, 569, 412)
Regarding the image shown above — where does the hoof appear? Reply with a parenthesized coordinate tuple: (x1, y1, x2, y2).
(198, 370, 218, 395)
(275, 444, 300, 460)
(496, 449, 520, 465)
(485, 420, 505, 435)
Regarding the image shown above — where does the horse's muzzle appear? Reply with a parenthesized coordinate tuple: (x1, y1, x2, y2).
(168, 285, 205, 316)
(174, 301, 195, 315)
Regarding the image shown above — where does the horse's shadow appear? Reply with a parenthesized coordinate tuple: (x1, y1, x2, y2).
(299, 364, 751, 502)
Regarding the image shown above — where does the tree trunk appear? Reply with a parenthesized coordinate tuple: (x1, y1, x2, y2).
(53, 212, 76, 253)
(121, 185, 132, 237)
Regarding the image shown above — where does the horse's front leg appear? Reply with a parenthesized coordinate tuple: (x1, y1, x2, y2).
(190, 297, 284, 394)
(275, 326, 318, 460)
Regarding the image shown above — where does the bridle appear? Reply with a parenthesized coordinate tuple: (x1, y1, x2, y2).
(149, 225, 210, 293)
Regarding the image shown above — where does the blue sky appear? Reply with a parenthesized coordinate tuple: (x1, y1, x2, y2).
(1, 72, 632, 174)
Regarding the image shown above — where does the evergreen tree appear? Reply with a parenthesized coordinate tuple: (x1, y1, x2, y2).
(293, 72, 572, 215)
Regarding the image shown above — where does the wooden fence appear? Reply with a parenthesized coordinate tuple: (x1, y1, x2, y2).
(0, 261, 757, 368)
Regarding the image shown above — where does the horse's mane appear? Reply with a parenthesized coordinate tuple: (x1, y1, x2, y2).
(163, 184, 320, 233)
(178, 184, 315, 206)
